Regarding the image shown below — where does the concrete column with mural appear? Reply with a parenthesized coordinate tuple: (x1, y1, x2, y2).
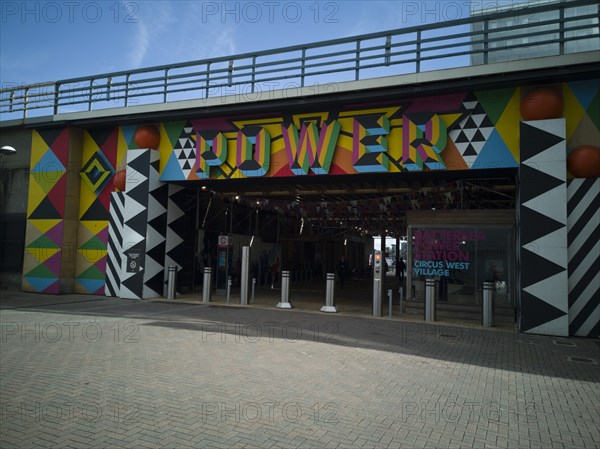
(519, 116, 568, 336)
(518, 83, 600, 337)
(117, 126, 169, 300)
(22, 128, 83, 294)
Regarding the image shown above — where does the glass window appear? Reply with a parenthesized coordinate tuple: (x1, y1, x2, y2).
(409, 225, 514, 309)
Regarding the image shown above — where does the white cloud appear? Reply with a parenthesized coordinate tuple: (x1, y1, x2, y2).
(125, 1, 176, 69)
(121, 1, 237, 68)
(129, 21, 150, 69)
(175, 3, 237, 61)
(200, 23, 237, 58)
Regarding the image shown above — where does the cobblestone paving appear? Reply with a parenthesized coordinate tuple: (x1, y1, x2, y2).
(1, 293, 599, 448)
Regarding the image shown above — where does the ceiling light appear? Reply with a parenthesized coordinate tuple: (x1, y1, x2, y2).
(0, 146, 16, 156)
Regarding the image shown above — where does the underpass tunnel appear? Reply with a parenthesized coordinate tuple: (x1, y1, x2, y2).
(170, 168, 517, 318)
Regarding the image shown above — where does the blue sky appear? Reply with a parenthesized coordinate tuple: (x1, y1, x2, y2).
(0, 1, 517, 86)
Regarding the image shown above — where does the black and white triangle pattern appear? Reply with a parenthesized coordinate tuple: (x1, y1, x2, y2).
(142, 153, 168, 298)
(105, 192, 125, 297)
(448, 93, 494, 168)
(174, 125, 196, 180)
(519, 119, 568, 336)
(120, 149, 150, 300)
(567, 178, 600, 338)
(163, 184, 186, 295)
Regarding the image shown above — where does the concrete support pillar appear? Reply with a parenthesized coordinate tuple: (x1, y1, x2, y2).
(119, 148, 167, 299)
(22, 128, 83, 294)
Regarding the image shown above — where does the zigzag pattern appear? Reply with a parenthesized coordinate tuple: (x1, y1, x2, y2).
(163, 185, 187, 295)
(105, 192, 125, 297)
(567, 179, 600, 338)
(519, 119, 568, 336)
(119, 150, 150, 299)
(143, 154, 168, 298)
(117, 148, 168, 299)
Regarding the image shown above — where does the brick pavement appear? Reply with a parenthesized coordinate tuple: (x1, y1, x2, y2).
(1, 292, 599, 448)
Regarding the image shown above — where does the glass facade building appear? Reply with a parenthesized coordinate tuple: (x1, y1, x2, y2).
(471, 0, 599, 64)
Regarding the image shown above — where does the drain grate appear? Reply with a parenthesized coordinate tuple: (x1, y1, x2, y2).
(567, 356, 598, 364)
(440, 334, 458, 339)
(553, 339, 577, 347)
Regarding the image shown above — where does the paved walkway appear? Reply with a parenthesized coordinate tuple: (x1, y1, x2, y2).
(1, 291, 599, 448)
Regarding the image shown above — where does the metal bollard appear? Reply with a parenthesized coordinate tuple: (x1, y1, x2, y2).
(167, 266, 177, 300)
(483, 281, 495, 327)
(424, 278, 436, 321)
(373, 279, 382, 317)
(202, 267, 212, 303)
(251, 277, 256, 304)
(388, 289, 392, 319)
(226, 276, 232, 305)
(276, 270, 292, 309)
(240, 246, 250, 305)
(321, 273, 337, 312)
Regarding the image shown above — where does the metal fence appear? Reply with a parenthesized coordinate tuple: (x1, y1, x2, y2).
(1, 0, 598, 120)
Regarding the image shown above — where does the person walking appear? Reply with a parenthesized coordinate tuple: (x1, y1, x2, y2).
(397, 256, 406, 284)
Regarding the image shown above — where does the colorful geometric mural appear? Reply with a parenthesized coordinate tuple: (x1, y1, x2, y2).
(564, 79, 600, 151)
(74, 129, 125, 294)
(450, 88, 521, 169)
(516, 80, 599, 337)
(22, 80, 599, 304)
(22, 129, 69, 293)
(158, 90, 523, 182)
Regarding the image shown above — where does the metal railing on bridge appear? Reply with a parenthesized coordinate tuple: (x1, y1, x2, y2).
(1, 0, 598, 120)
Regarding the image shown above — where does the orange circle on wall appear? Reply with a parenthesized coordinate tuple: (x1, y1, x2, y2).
(521, 88, 563, 121)
(567, 145, 600, 178)
(134, 125, 160, 149)
(113, 169, 127, 191)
